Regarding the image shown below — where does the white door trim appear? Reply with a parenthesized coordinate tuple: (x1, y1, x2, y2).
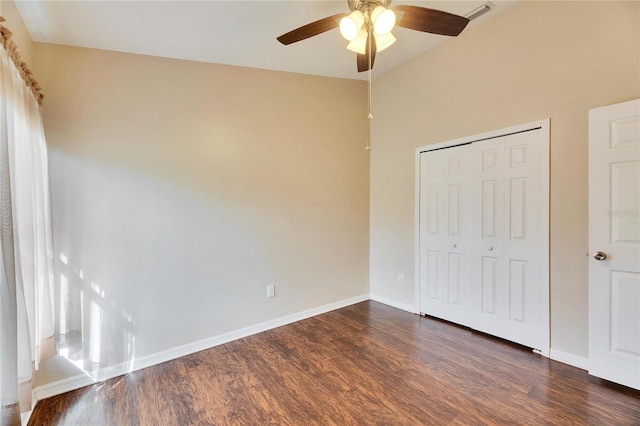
(414, 119, 550, 356)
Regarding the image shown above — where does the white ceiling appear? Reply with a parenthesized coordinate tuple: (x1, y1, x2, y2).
(14, 0, 515, 80)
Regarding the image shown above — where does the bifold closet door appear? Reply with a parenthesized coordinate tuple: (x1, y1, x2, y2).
(419, 144, 471, 327)
(420, 127, 546, 352)
(467, 137, 506, 339)
(468, 131, 545, 350)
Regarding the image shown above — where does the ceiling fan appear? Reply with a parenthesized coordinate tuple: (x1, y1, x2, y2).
(277, 0, 471, 73)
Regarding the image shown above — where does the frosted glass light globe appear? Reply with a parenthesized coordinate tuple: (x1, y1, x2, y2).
(339, 11, 365, 41)
(374, 32, 396, 52)
(346, 29, 368, 55)
(371, 6, 396, 36)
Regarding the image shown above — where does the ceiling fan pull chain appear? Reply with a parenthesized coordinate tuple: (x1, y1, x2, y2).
(368, 25, 373, 121)
(366, 24, 373, 152)
(367, 72, 372, 121)
(365, 68, 372, 150)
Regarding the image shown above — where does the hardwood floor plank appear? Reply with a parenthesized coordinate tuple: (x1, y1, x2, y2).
(29, 301, 640, 425)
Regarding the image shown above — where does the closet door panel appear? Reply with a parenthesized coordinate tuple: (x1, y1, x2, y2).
(420, 151, 447, 318)
(420, 146, 471, 326)
(443, 147, 471, 326)
(502, 132, 544, 349)
(508, 259, 527, 322)
(470, 139, 505, 336)
(447, 252, 462, 304)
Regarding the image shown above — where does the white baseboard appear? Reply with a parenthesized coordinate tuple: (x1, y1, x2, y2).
(33, 293, 370, 401)
(33, 371, 96, 401)
(21, 410, 33, 425)
(549, 349, 589, 371)
(369, 293, 418, 314)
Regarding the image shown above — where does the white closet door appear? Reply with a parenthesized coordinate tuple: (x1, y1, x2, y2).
(501, 131, 545, 349)
(468, 131, 545, 349)
(468, 138, 506, 338)
(419, 145, 471, 326)
(419, 149, 446, 319)
(419, 121, 548, 353)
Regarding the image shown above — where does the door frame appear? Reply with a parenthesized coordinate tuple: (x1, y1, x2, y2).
(414, 118, 550, 356)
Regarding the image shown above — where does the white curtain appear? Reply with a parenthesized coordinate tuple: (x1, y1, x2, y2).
(0, 37, 55, 425)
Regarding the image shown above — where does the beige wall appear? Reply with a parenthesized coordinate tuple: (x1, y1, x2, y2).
(370, 1, 640, 358)
(0, 0, 34, 67)
(14, 0, 639, 379)
(34, 43, 369, 371)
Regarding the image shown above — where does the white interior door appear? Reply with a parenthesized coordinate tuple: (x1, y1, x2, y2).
(589, 99, 640, 390)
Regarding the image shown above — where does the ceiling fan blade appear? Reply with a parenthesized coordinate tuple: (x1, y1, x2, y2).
(357, 29, 377, 73)
(277, 13, 347, 45)
(357, 54, 368, 72)
(392, 5, 469, 36)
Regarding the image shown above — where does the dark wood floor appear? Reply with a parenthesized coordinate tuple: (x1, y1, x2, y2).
(29, 301, 639, 425)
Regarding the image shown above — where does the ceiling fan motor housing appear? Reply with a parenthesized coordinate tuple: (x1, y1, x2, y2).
(348, 0, 392, 14)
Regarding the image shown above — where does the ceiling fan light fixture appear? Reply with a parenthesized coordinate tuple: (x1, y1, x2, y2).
(339, 10, 365, 41)
(277, 1, 471, 73)
(374, 32, 396, 52)
(346, 28, 368, 55)
(371, 6, 396, 36)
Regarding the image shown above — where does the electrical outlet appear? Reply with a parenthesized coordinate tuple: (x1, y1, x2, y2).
(267, 285, 275, 298)
(397, 273, 404, 284)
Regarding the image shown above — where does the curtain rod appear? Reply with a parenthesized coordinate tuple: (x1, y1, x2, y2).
(0, 16, 44, 105)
